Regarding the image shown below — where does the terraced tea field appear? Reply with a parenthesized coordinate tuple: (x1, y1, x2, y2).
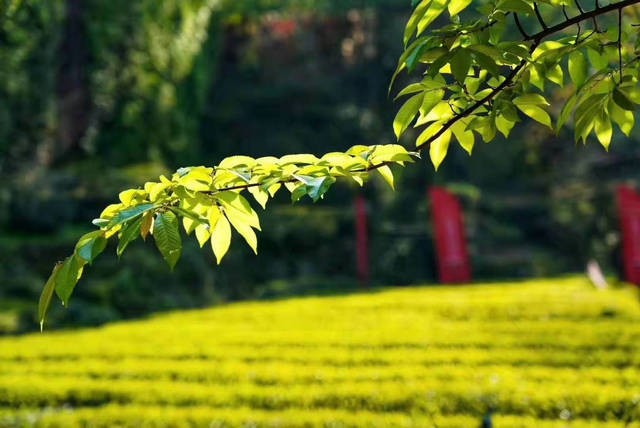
(1, 277, 640, 427)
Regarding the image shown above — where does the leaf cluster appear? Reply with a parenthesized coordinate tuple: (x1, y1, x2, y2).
(393, 0, 640, 168)
(38, 144, 416, 327)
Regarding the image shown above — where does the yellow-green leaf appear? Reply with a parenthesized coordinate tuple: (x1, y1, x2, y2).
(211, 214, 232, 264)
(448, 0, 472, 16)
(394, 93, 422, 139)
(609, 99, 634, 137)
(429, 129, 452, 170)
(451, 120, 474, 155)
(376, 165, 395, 189)
(568, 50, 587, 88)
(594, 112, 612, 150)
(515, 104, 552, 128)
(195, 223, 211, 248)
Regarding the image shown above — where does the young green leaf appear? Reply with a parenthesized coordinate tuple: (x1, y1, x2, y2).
(38, 263, 62, 331)
(75, 230, 107, 264)
(568, 51, 588, 88)
(153, 211, 182, 270)
(609, 99, 634, 136)
(394, 93, 423, 139)
(195, 223, 211, 248)
(55, 255, 86, 306)
(449, 49, 471, 84)
(106, 204, 155, 228)
(227, 214, 258, 254)
(613, 88, 636, 111)
(450, 120, 474, 154)
(117, 216, 144, 257)
(594, 113, 613, 150)
(448, 0, 472, 16)
(429, 129, 452, 170)
(376, 165, 395, 189)
(216, 192, 260, 229)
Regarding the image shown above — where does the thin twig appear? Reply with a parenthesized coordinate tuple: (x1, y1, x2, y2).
(618, 8, 623, 82)
(523, 0, 639, 42)
(534, 3, 549, 29)
(514, 13, 529, 38)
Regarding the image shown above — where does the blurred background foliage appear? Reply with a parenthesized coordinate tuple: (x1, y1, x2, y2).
(1, 0, 639, 333)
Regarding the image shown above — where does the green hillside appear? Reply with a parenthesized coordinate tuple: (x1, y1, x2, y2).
(1, 277, 640, 427)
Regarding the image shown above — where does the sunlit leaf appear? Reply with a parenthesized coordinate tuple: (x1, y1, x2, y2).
(568, 51, 587, 88)
(394, 93, 422, 139)
(211, 214, 232, 264)
(429, 129, 452, 170)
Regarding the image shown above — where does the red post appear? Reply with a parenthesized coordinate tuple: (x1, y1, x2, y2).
(354, 195, 370, 287)
(616, 185, 640, 286)
(429, 187, 472, 284)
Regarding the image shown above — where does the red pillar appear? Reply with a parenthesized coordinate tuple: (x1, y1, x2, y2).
(429, 187, 472, 284)
(354, 195, 370, 287)
(616, 185, 640, 285)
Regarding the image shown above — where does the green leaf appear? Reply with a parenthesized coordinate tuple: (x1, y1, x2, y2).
(419, 89, 445, 116)
(429, 129, 452, 170)
(195, 223, 211, 248)
(515, 104, 552, 128)
(587, 48, 608, 71)
(248, 187, 269, 209)
(512, 93, 549, 107)
(417, 0, 447, 34)
(216, 192, 261, 230)
(117, 216, 143, 257)
(546, 64, 563, 86)
(38, 263, 62, 331)
(211, 214, 232, 264)
(594, 112, 612, 150)
(227, 213, 258, 254)
(613, 88, 636, 111)
(609, 99, 634, 136)
(448, 0, 472, 16)
(496, 0, 534, 13)
(449, 49, 471, 83)
(376, 165, 395, 189)
(495, 114, 516, 138)
(370, 144, 416, 164)
(107, 203, 155, 228)
(451, 120, 474, 154)
(55, 255, 86, 306)
(404, 0, 431, 46)
(75, 230, 107, 264)
(153, 211, 182, 270)
(568, 51, 587, 88)
(278, 154, 320, 165)
(574, 94, 607, 143)
(394, 93, 423, 139)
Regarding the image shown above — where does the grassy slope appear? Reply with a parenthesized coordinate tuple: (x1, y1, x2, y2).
(1, 277, 640, 427)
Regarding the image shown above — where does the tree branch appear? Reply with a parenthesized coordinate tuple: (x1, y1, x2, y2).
(524, 0, 640, 42)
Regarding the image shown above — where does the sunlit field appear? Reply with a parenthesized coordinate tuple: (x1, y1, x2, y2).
(1, 277, 640, 427)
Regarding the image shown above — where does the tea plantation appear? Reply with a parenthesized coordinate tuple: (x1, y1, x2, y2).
(1, 277, 640, 427)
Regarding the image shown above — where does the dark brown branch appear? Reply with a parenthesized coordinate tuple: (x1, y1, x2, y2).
(618, 8, 623, 82)
(514, 13, 529, 38)
(524, 0, 640, 42)
(414, 56, 532, 152)
(534, 3, 548, 29)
